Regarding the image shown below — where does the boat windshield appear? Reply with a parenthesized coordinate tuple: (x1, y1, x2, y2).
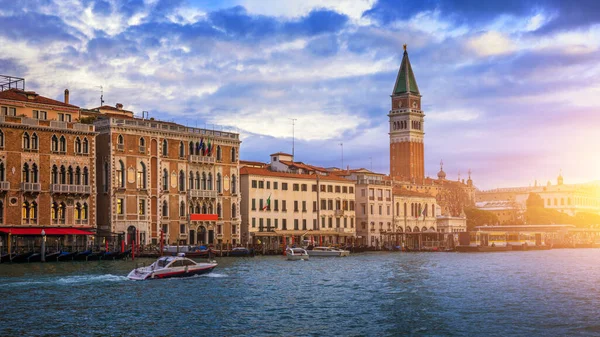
(157, 257, 171, 268)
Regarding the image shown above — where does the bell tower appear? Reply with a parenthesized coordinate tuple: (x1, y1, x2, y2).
(389, 44, 424, 182)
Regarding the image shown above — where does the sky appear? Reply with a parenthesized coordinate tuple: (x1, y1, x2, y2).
(1, 0, 600, 190)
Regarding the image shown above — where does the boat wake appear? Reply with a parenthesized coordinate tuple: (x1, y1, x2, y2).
(56, 274, 129, 284)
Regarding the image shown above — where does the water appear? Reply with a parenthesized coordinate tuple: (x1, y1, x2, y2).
(2, 250, 600, 336)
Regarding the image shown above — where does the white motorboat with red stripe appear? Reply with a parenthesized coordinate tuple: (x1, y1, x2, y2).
(127, 253, 217, 280)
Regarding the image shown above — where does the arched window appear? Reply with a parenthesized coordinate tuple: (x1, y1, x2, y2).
(75, 203, 82, 220)
(30, 163, 38, 184)
(83, 138, 89, 154)
(180, 201, 185, 217)
(0, 129, 4, 148)
(217, 203, 222, 218)
(0, 161, 5, 181)
(189, 141, 194, 156)
(117, 134, 124, 145)
(216, 173, 222, 193)
(162, 139, 168, 156)
(195, 172, 200, 190)
(31, 201, 38, 221)
(83, 167, 89, 185)
(162, 200, 168, 217)
(59, 136, 66, 152)
(75, 137, 82, 153)
(23, 132, 30, 149)
(189, 171, 194, 190)
(231, 147, 237, 162)
(51, 202, 58, 222)
(208, 203, 213, 214)
(202, 203, 207, 214)
(232, 203, 237, 218)
(67, 166, 74, 184)
(179, 141, 185, 158)
(201, 172, 207, 190)
(51, 135, 58, 152)
(207, 173, 213, 190)
(137, 162, 147, 189)
(51, 165, 58, 184)
(179, 170, 185, 192)
(139, 137, 145, 147)
(404, 203, 407, 217)
(189, 204, 194, 215)
(82, 203, 88, 220)
(75, 166, 81, 185)
(59, 165, 66, 184)
(117, 160, 125, 188)
(59, 202, 66, 221)
(216, 146, 222, 161)
(22, 163, 29, 183)
(231, 174, 237, 194)
(31, 133, 38, 150)
(162, 169, 168, 191)
(22, 201, 29, 220)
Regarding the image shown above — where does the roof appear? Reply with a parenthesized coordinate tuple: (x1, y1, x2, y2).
(240, 160, 268, 168)
(0, 88, 79, 108)
(392, 46, 420, 96)
(93, 105, 133, 113)
(240, 166, 353, 182)
(279, 160, 328, 173)
(270, 152, 293, 156)
(393, 187, 434, 198)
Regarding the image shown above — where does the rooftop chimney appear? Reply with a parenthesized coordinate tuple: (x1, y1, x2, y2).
(64, 89, 69, 104)
(116, 103, 123, 110)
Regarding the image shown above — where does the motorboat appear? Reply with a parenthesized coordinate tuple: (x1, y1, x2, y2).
(286, 247, 309, 261)
(127, 253, 217, 280)
(306, 246, 350, 257)
(229, 247, 254, 257)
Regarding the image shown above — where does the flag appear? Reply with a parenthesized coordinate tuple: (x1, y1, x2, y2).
(262, 194, 271, 211)
(421, 207, 426, 219)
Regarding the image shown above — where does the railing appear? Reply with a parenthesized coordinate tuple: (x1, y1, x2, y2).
(357, 179, 393, 186)
(21, 182, 41, 193)
(189, 155, 216, 164)
(187, 190, 218, 198)
(51, 184, 91, 194)
(0, 181, 9, 191)
(116, 144, 124, 151)
(139, 146, 146, 153)
(75, 219, 89, 225)
(96, 118, 240, 140)
(335, 210, 344, 217)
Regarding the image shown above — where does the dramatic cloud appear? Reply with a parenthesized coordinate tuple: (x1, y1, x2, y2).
(1, 0, 599, 189)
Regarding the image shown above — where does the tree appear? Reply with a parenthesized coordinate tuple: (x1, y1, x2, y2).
(526, 193, 544, 208)
(464, 207, 499, 231)
(436, 183, 470, 217)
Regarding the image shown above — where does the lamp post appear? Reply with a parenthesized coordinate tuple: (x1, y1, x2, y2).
(41, 229, 46, 262)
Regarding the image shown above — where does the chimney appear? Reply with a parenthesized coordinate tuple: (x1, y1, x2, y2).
(116, 103, 123, 110)
(64, 89, 69, 104)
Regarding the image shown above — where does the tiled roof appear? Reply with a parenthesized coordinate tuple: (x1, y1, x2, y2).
(393, 187, 434, 198)
(279, 160, 328, 173)
(240, 160, 268, 168)
(0, 88, 79, 108)
(240, 167, 353, 182)
(270, 152, 292, 156)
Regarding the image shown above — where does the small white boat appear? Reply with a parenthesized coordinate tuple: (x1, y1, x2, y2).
(286, 247, 309, 261)
(307, 246, 350, 257)
(127, 253, 217, 280)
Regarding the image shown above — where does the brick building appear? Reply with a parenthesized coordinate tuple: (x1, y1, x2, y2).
(84, 105, 240, 247)
(0, 85, 96, 251)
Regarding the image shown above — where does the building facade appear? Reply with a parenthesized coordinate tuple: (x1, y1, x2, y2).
(240, 153, 356, 249)
(0, 87, 96, 250)
(89, 106, 240, 247)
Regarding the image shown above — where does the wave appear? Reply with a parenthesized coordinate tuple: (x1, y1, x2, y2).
(56, 274, 128, 284)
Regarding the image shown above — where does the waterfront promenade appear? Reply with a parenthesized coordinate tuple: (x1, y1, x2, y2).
(2, 250, 600, 336)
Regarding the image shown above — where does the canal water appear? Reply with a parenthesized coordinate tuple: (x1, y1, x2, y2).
(1, 250, 600, 336)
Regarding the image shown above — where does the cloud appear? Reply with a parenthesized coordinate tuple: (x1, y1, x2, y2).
(466, 31, 516, 57)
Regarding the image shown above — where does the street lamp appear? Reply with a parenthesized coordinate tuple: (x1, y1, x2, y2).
(41, 229, 46, 262)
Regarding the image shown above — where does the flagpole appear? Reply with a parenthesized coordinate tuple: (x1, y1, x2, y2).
(289, 118, 297, 160)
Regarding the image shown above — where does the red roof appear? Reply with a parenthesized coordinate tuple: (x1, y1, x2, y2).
(240, 160, 268, 168)
(0, 227, 94, 235)
(279, 160, 328, 173)
(0, 88, 79, 108)
(240, 167, 352, 182)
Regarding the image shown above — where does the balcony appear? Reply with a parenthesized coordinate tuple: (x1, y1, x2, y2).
(139, 146, 146, 153)
(334, 209, 344, 217)
(187, 189, 218, 198)
(189, 155, 215, 164)
(51, 184, 91, 195)
(0, 181, 9, 191)
(21, 182, 41, 193)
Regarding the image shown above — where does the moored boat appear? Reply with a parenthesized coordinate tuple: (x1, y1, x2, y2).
(57, 251, 77, 261)
(306, 246, 350, 257)
(229, 247, 254, 257)
(44, 251, 61, 262)
(127, 254, 217, 280)
(73, 250, 92, 261)
(286, 247, 309, 261)
(10, 252, 34, 263)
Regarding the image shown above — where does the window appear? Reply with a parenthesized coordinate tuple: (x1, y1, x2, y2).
(349, 187, 354, 193)
(75, 166, 81, 185)
(83, 138, 89, 154)
(0, 130, 4, 148)
(59, 136, 66, 152)
(217, 203, 222, 218)
(202, 173, 207, 190)
(231, 174, 237, 194)
(258, 181, 264, 189)
(328, 200, 333, 210)
(282, 183, 288, 191)
(294, 201, 299, 212)
(75, 137, 82, 153)
(180, 201, 186, 217)
(179, 171, 185, 192)
(189, 171, 194, 190)
(1, 107, 6, 115)
(273, 182, 278, 190)
(8, 107, 16, 116)
(50, 135, 58, 152)
(274, 199, 279, 211)
(302, 201, 306, 212)
(195, 172, 200, 189)
(137, 162, 147, 189)
(321, 200, 327, 210)
(232, 203, 237, 218)
(342, 186, 347, 193)
(162, 169, 169, 191)
(252, 218, 256, 228)
(282, 200, 287, 212)
(231, 148, 237, 162)
(180, 224, 186, 234)
(22, 132, 30, 149)
(328, 218, 332, 228)
(117, 160, 125, 188)
(117, 198, 124, 214)
(335, 186, 340, 193)
(179, 141, 185, 158)
(302, 219, 307, 230)
(216, 173, 222, 193)
(282, 219, 287, 230)
(216, 146, 222, 161)
(162, 139, 168, 156)
(207, 173, 212, 190)
(22, 163, 29, 183)
(313, 201, 317, 212)
(252, 180, 257, 188)
(266, 181, 270, 189)
(294, 219, 299, 230)
(301, 184, 307, 191)
(327, 185, 333, 193)
(138, 199, 146, 215)
(293, 184, 299, 191)
(162, 200, 168, 217)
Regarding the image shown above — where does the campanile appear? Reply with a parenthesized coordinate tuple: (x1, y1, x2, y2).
(389, 44, 424, 182)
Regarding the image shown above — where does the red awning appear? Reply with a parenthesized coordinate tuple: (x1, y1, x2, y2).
(0, 227, 95, 235)
(189, 214, 218, 221)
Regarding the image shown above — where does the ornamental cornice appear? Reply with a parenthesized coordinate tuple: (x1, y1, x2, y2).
(0, 122, 97, 136)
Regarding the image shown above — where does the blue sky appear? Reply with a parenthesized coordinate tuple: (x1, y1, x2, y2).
(1, 0, 599, 189)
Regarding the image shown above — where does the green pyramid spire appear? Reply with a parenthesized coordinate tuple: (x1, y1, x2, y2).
(392, 44, 420, 96)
